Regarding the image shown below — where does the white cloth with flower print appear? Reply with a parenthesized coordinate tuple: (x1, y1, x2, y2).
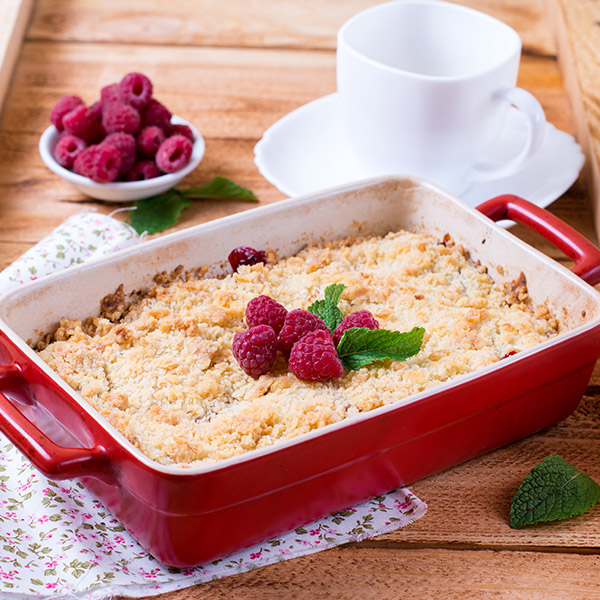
(0, 211, 140, 294)
(0, 438, 427, 599)
(0, 212, 428, 599)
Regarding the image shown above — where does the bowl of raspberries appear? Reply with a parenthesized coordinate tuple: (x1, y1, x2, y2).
(39, 72, 205, 202)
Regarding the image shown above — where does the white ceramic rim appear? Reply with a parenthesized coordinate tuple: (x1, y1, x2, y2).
(253, 93, 585, 209)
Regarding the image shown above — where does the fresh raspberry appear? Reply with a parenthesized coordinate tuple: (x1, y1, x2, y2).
(155, 135, 193, 173)
(62, 105, 104, 143)
(277, 309, 329, 356)
(245, 295, 288, 335)
(53, 134, 87, 169)
(50, 95, 84, 131)
(288, 329, 344, 382)
(119, 72, 153, 110)
(101, 132, 136, 175)
(141, 98, 172, 130)
(88, 100, 104, 120)
(228, 246, 267, 272)
(232, 325, 278, 378)
(100, 83, 122, 106)
(168, 123, 194, 142)
(73, 144, 122, 183)
(102, 101, 141, 135)
(333, 310, 380, 346)
(125, 160, 162, 181)
(137, 126, 166, 158)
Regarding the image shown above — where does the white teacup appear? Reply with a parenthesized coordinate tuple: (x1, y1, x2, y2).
(336, 0, 547, 194)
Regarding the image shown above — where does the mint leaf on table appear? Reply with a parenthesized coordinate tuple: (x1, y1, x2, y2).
(337, 326, 425, 370)
(128, 189, 192, 235)
(128, 177, 258, 234)
(181, 176, 258, 202)
(308, 283, 346, 332)
(509, 455, 600, 529)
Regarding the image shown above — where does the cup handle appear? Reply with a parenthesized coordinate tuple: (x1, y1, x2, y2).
(469, 87, 547, 181)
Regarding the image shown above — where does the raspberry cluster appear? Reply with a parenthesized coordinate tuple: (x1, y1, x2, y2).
(232, 292, 380, 383)
(49, 72, 195, 183)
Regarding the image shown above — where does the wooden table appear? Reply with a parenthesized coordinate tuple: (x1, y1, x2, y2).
(1, 1, 600, 598)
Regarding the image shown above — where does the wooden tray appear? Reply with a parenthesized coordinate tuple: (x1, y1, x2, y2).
(0, 0, 597, 245)
(0, 0, 33, 115)
(546, 0, 600, 238)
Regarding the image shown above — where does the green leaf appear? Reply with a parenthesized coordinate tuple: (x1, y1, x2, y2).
(337, 326, 425, 370)
(308, 284, 346, 332)
(128, 190, 192, 235)
(128, 178, 258, 235)
(324, 283, 346, 305)
(510, 455, 600, 528)
(307, 299, 343, 332)
(181, 177, 258, 202)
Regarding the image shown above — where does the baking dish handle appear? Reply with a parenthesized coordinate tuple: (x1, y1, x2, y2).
(0, 362, 111, 481)
(477, 194, 600, 287)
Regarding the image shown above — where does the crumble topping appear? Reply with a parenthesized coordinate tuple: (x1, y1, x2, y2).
(37, 231, 560, 467)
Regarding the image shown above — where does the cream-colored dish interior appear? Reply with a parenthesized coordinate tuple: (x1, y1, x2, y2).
(1, 176, 597, 342)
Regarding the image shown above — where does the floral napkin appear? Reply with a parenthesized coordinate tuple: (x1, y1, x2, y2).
(0, 212, 427, 599)
(0, 211, 140, 294)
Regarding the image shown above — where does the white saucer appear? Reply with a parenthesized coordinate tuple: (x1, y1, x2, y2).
(254, 93, 584, 209)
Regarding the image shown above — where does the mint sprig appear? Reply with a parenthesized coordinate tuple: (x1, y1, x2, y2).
(308, 283, 424, 369)
(324, 283, 346, 305)
(337, 326, 425, 370)
(181, 176, 257, 202)
(128, 177, 258, 234)
(509, 455, 600, 528)
(128, 189, 192, 235)
(308, 283, 346, 332)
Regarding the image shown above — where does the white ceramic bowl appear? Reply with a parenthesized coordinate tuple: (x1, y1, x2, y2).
(39, 115, 205, 202)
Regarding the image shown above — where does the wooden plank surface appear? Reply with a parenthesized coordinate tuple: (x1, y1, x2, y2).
(28, 0, 555, 54)
(1, 2, 599, 599)
(0, 46, 578, 248)
(149, 548, 600, 600)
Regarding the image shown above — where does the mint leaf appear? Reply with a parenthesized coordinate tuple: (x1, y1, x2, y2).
(308, 284, 346, 332)
(181, 177, 258, 202)
(337, 326, 424, 370)
(308, 300, 344, 332)
(324, 283, 346, 305)
(509, 455, 600, 528)
(129, 190, 192, 235)
(128, 178, 258, 234)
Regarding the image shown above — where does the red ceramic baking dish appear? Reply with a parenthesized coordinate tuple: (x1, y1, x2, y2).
(0, 176, 599, 567)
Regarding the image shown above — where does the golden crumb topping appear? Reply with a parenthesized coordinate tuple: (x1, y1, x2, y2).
(38, 231, 559, 467)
